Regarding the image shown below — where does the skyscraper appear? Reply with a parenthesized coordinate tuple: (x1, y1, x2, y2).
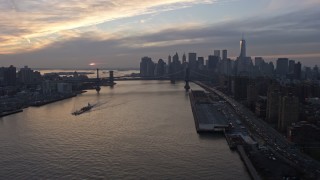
(254, 57, 264, 68)
(155, 59, 166, 76)
(278, 95, 299, 132)
(236, 38, 252, 75)
(168, 55, 172, 65)
(222, 50, 228, 60)
(276, 58, 289, 76)
(0, 68, 4, 86)
(140, 57, 154, 77)
(266, 62, 275, 76)
(18, 66, 34, 84)
(266, 87, 280, 123)
(214, 50, 221, 58)
(288, 60, 295, 74)
(221, 58, 231, 75)
(168, 55, 172, 74)
(197, 57, 204, 68)
(313, 65, 319, 80)
(3, 65, 16, 86)
(294, 62, 301, 79)
(220, 50, 229, 75)
(188, 53, 197, 70)
(172, 52, 182, 74)
(208, 55, 219, 70)
(182, 53, 187, 64)
(173, 52, 179, 63)
(240, 38, 246, 58)
(140, 57, 149, 76)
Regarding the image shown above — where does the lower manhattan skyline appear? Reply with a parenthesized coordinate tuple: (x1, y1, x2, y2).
(0, 0, 320, 68)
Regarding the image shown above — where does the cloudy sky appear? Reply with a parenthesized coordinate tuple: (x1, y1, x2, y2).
(0, 0, 319, 68)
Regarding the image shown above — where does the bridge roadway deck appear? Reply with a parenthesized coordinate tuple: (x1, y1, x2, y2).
(114, 77, 172, 81)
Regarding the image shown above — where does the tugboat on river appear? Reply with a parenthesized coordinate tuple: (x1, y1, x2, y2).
(72, 103, 94, 116)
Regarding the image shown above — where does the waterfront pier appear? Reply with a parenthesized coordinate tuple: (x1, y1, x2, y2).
(189, 90, 228, 133)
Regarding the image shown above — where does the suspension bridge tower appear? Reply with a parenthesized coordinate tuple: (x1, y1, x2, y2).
(109, 70, 114, 86)
(96, 68, 101, 92)
(184, 67, 190, 91)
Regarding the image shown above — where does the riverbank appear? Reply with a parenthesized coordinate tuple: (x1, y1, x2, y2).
(0, 91, 87, 118)
(237, 145, 262, 180)
(193, 81, 308, 179)
(0, 109, 23, 118)
(30, 94, 77, 107)
(188, 87, 262, 179)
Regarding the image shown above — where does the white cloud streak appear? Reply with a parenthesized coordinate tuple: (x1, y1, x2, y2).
(0, 0, 221, 54)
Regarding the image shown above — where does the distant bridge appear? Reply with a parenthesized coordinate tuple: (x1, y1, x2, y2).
(65, 68, 210, 92)
(112, 69, 209, 82)
(113, 77, 173, 81)
(64, 68, 213, 83)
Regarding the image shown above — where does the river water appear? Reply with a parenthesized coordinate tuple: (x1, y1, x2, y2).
(0, 80, 250, 179)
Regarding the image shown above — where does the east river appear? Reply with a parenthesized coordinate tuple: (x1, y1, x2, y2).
(0, 80, 250, 179)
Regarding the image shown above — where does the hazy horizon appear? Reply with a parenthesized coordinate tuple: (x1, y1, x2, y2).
(0, 0, 319, 68)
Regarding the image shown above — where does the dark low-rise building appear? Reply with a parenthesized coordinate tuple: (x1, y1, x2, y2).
(288, 122, 320, 148)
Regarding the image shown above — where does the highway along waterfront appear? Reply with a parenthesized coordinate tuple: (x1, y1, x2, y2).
(0, 80, 250, 179)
